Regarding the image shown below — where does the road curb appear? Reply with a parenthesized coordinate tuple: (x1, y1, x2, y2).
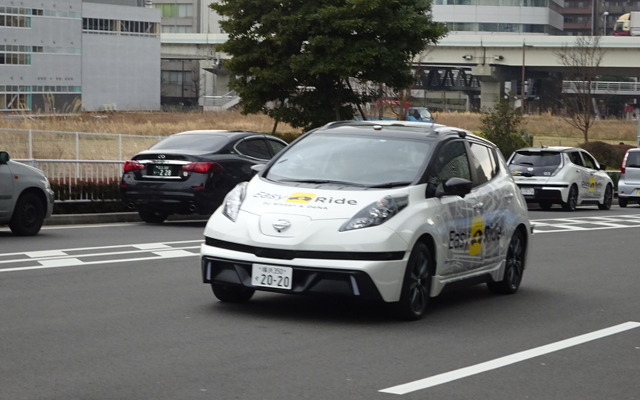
(44, 212, 208, 225)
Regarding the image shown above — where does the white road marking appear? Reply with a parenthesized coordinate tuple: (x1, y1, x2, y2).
(531, 215, 640, 233)
(0, 241, 202, 273)
(379, 321, 640, 395)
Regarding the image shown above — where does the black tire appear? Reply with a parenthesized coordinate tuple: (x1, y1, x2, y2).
(488, 229, 526, 294)
(394, 241, 433, 321)
(598, 184, 613, 210)
(138, 208, 169, 223)
(9, 192, 45, 236)
(562, 185, 578, 211)
(619, 197, 628, 208)
(211, 283, 255, 303)
(539, 201, 552, 210)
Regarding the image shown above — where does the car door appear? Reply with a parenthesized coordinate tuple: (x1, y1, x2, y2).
(467, 140, 506, 267)
(426, 139, 484, 277)
(579, 150, 606, 200)
(566, 150, 591, 200)
(0, 157, 14, 219)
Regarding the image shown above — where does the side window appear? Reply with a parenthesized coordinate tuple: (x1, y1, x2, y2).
(581, 151, 597, 169)
(266, 138, 287, 156)
(568, 151, 583, 166)
(426, 140, 471, 197)
(235, 138, 271, 160)
(468, 141, 497, 186)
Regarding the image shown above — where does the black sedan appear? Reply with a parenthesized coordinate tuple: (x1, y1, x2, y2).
(120, 130, 287, 223)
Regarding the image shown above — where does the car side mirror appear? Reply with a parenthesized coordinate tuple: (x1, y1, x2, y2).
(438, 177, 473, 198)
(0, 151, 9, 164)
(251, 164, 265, 173)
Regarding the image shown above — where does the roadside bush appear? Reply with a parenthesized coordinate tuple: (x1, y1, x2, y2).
(578, 141, 634, 170)
(50, 178, 126, 214)
(479, 98, 531, 158)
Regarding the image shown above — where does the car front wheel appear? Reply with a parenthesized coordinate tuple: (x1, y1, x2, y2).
(394, 241, 432, 321)
(488, 229, 526, 294)
(562, 185, 578, 211)
(598, 184, 613, 210)
(9, 192, 45, 236)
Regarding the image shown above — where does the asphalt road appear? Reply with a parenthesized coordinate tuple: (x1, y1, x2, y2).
(1, 205, 639, 400)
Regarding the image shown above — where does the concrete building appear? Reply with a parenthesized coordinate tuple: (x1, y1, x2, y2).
(433, 0, 565, 35)
(563, 0, 640, 36)
(0, 0, 160, 113)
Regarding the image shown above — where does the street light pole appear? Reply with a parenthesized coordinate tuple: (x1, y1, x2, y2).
(521, 42, 526, 112)
(603, 11, 609, 35)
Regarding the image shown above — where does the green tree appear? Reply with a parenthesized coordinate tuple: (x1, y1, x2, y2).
(211, 0, 446, 131)
(480, 98, 529, 158)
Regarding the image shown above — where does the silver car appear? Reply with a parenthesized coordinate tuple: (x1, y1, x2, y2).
(618, 148, 640, 208)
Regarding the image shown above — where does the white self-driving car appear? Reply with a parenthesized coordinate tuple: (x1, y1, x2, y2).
(507, 146, 613, 211)
(201, 121, 532, 320)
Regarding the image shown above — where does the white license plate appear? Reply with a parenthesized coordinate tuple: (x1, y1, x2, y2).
(520, 187, 535, 195)
(251, 264, 293, 290)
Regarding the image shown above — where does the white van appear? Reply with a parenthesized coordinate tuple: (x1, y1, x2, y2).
(0, 151, 54, 235)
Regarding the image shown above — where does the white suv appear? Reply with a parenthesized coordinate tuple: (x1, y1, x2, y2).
(200, 121, 531, 320)
(618, 148, 640, 207)
(0, 151, 54, 235)
(507, 146, 614, 211)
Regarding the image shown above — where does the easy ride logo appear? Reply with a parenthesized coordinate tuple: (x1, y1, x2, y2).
(286, 193, 316, 203)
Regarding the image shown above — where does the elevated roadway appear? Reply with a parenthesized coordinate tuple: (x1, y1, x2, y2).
(161, 33, 640, 109)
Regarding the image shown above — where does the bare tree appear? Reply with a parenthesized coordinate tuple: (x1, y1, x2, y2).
(555, 36, 606, 143)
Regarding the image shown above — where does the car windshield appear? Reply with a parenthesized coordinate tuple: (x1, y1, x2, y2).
(265, 133, 433, 187)
(509, 150, 562, 176)
(149, 134, 229, 152)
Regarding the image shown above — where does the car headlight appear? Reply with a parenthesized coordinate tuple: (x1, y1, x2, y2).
(340, 196, 408, 232)
(222, 182, 248, 222)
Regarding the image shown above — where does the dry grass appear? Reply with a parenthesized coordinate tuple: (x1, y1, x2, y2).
(1, 110, 638, 160)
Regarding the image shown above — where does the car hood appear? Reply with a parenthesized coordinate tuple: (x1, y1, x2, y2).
(8, 160, 47, 179)
(240, 178, 408, 220)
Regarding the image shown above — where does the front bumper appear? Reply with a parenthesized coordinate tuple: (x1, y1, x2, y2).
(202, 255, 385, 302)
(200, 238, 408, 303)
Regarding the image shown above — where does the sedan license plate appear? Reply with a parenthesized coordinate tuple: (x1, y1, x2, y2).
(520, 187, 535, 196)
(152, 164, 173, 177)
(252, 264, 292, 290)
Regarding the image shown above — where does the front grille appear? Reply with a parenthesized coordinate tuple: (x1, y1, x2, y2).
(204, 237, 405, 261)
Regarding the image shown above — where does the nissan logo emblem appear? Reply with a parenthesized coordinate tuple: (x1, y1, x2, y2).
(273, 219, 291, 233)
(157, 154, 166, 159)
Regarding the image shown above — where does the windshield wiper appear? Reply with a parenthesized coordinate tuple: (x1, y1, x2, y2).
(279, 178, 366, 187)
(367, 181, 412, 188)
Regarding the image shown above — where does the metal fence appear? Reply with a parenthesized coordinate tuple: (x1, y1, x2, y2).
(1, 128, 162, 161)
(15, 159, 124, 202)
(1, 128, 162, 202)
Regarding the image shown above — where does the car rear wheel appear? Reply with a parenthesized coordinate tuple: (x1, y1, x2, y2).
(598, 184, 613, 210)
(211, 283, 255, 303)
(619, 197, 628, 208)
(9, 192, 45, 236)
(488, 229, 526, 294)
(394, 241, 432, 321)
(562, 185, 578, 211)
(138, 208, 169, 223)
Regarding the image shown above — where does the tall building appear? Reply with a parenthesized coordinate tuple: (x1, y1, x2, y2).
(433, 0, 564, 35)
(563, 0, 640, 36)
(0, 0, 160, 113)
